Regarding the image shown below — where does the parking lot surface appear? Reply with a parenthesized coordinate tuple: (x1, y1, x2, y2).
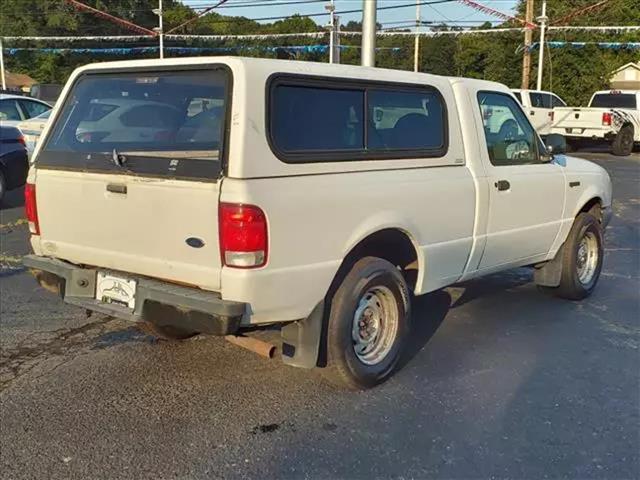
(1, 151, 638, 479)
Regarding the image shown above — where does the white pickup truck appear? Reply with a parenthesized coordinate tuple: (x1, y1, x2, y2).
(511, 88, 567, 137)
(24, 57, 612, 390)
(551, 89, 640, 156)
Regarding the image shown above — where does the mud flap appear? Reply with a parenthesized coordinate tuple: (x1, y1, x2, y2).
(534, 244, 564, 287)
(281, 301, 324, 369)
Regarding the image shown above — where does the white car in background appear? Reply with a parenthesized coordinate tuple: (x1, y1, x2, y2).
(512, 89, 567, 137)
(17, 110, 51, 154)
(0, 94, 51, 128)
(74, 98, 185, 145)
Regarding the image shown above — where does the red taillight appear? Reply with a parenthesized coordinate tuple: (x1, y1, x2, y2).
(24, 183, 40, 235)
(17, 135, 26, 147)
(602, 112, 612, 126)
(549, 111, 554, 122)
(219, 203, 268, 268)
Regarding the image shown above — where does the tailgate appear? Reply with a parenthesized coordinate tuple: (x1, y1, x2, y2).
(552, 107, 604, 130)
(32, 67, 230, 291)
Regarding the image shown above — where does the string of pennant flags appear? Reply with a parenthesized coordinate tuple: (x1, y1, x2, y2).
(2, 45, 407, 56)
(2, 25, 638, 44)
(4, 41, 639, 57)
(529, 41, 640, 51)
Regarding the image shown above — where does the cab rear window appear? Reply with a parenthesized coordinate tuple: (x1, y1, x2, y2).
(590, 93, 637, 109)
(40, 69, 229, 180)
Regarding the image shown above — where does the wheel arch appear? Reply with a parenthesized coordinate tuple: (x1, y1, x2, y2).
(335, 227, 422, 294)
(577, 196, 603, 222)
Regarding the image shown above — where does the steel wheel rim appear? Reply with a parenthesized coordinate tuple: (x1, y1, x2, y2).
(352, 285, 399, 366)
(576, 231, 599, 285)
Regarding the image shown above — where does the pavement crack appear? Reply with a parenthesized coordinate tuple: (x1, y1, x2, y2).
(0, 316, 118, 391)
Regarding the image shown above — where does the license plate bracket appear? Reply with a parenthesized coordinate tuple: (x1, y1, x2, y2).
(96, 272, 137, 309)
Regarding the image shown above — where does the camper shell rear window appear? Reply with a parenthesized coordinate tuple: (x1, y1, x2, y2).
(39, 67, 231, 181)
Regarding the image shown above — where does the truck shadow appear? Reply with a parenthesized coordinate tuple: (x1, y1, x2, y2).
(400, 268, 533, 370)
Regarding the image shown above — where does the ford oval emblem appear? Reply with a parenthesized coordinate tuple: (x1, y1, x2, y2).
(186, 237, 205, 248)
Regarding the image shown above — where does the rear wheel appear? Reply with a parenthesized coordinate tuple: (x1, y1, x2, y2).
(320, 257, 411, 390)
(612, 125, 634, 156)
(137, 321, 198, 341)
(548, 213, 604, 300)
(0, 170, 6, 204)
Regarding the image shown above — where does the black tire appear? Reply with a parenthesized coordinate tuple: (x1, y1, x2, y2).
(320, 257, 411, 390)
(548, 213, 604, 300)
(612, 125, 634, 156)
(0, 170, 6, 204)
(137, 321, 198, 341)
(566, 139, 580, 153)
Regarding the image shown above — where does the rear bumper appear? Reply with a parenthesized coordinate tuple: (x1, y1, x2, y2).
(550, 127, 617, 141)
(22, 255, 246, 335)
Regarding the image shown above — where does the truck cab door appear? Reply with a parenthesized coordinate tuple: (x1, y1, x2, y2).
(476, 91, 565, 271)
(527, 92, 554, 136)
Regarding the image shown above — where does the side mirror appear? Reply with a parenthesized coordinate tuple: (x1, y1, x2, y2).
(545, 133, 567, 155)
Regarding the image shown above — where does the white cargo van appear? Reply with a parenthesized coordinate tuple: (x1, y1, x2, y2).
(24, 57, 612, 389)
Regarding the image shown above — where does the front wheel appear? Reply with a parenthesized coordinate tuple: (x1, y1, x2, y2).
(549, 213, 604, 300)
(320, 257, 411, 390)
(566, 139, 581, 153)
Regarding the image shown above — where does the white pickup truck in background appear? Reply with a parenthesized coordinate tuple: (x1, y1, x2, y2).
(512, 89, 567, 137)
(23, 57, 613, 390)
(551, 90, 640, 156)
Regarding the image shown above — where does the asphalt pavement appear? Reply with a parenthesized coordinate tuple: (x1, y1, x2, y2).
(1, 150, 638, 479)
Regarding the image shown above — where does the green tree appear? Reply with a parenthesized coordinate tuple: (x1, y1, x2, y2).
(0, 0, 637, 102)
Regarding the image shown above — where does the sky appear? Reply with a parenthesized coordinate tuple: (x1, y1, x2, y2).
(181, 0, 521, 30)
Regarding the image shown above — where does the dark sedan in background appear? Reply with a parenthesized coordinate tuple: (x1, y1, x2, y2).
(0, 125, 29, 203)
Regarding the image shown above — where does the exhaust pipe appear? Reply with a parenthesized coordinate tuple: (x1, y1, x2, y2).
(225, 335, 276, 359)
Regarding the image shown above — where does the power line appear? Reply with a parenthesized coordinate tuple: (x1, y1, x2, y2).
(167, 0, 231, 34)
(191, 0, 326, 9)
(167, 0, 458, 26)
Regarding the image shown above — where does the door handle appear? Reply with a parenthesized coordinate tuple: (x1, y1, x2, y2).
(495, 180, 510, 191)
(106, 183, 127, 194)
(530, 110, 535, 115)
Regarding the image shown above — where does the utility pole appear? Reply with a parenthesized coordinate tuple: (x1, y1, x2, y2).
(413, 0, 420, 72)
(326, 0, 340, 64)
(334, 14, 341, 64)
(521, 0, 534, 89)
(0, 37, 6, 90)
(153, 0, 164, 59)
(536, 0, 547, 91)
(361, 0, 377, 67)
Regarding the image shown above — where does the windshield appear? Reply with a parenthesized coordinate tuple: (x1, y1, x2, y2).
(590, 93, 637, 109)
(45, 69, 228, 162)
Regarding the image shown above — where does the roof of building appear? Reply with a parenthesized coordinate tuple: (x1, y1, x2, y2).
(4, 71, 37, 89)
(611, 62, 640, 75)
